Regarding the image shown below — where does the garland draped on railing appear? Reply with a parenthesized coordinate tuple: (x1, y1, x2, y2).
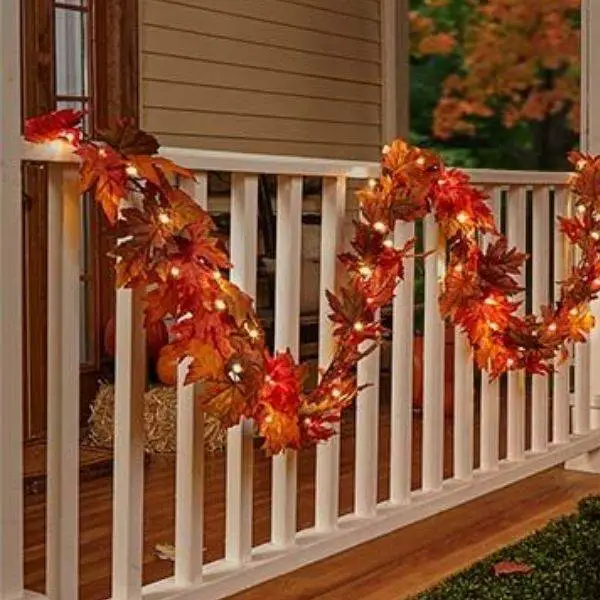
(24, 110, 600, 454)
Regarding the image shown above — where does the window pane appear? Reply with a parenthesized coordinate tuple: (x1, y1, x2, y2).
(55, 8, 85, 96)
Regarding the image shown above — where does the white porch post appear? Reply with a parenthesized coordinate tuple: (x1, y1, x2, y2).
(566, 0, 600, 472)
(583, 0, 600, 429)
(0, 1, 25, 597)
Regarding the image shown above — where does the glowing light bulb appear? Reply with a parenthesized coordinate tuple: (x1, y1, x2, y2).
(213, 270, 222, 280)
(383, 239, 394, 248)
(368, 178, 377, 190)
(98, 148, 107, 158)
(454, 263, 463, 273)
(416, 156, 426, 167)
(265, 375, 273, 385)
(353, 321, 365, 333)
(548, 323, 557, 332)
(382, 144, 391, 155)
(507, 358, 515, 368)
(170, 266, 181, 278)
(593, 278, 600, 288)
(158, 212, 171, 224)
(592, 232, 600, 241)
(577, 159, 588, 171)
(264, 414, 274, 424)
(373, 221, 387, 233)
(214, 299, 226, 311)
(484, 296, 497, 306)
(248, 328, 260, 340)
(456, 211, 470, 224)
(569, 308, 578, 316)
(125, 164, 139, 178)
(359, 265, 373, 279)
(437, 178, 446, 186)
(304, 417, 312, 426)
(231, 362, 243, 374)
(577, 204, 587, 215)
(489, 322, 499, 331)
(331, 388, 342, 399)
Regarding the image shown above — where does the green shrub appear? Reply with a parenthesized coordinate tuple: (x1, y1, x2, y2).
(415, 496, 600, 599)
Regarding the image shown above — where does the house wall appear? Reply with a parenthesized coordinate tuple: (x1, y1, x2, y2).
(139, 0, 385, 160)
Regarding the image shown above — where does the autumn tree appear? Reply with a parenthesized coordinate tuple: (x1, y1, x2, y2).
(410, 0, 581, 169)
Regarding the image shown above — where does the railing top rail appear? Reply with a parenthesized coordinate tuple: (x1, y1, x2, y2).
(21, 140, 570, 186)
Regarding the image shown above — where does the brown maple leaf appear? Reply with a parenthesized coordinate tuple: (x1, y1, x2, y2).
(97, 119, 160, 156)
(492, 561, 534, 576)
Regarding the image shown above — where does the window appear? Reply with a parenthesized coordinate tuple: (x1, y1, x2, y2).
(53, 0, 97, 366)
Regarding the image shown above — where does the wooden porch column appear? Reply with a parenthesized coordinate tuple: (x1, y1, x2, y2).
(0, 0, 25, 596)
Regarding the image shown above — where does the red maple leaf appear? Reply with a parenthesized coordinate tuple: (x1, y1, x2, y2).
(24, 109, 83, 144)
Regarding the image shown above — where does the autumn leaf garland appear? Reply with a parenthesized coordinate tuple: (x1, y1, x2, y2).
(23, 109, 600, 455)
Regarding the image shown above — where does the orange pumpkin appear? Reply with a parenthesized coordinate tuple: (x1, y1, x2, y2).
(156, 345, 178, 386)
(103, 316, 168, 360)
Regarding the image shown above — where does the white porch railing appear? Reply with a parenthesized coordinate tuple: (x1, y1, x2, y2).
(4, 134, 600, 600)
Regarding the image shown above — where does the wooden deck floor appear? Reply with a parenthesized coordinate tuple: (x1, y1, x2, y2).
(23, 400, 600, 600)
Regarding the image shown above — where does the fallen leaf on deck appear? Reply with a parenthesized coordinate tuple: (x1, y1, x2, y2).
(492, 561, 534, 576)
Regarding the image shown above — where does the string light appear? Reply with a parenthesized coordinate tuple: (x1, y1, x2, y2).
(577, 204, 587, 215)
(569, 308, 579, 316)
(592, 232, 600, 241)
(454, 263, 463, 273)
(368, 178, 377, 190)
(213, 270, 222, 280)
(489, 322, 499, 331)
(506, 358, 515, 368)
(577, 158, 588, 171)
(158, 212, 171, 224)
(331, 388, 341, 399)
(548, 323, 557, 332)
(264, 414, 274, 424)
(484, 296, 497, 306)
(358, 265, 373, 279)
(125, 164, 139, 178)
(353, 321, 365, 333)
(214, 299, 227, 311)
(228, 362, 244, 383)
(382, 144, 391, 155)
(373, 221, 387, 233)
(416, 156, 426, 167)
(383, 239, 394, 248)
(98, 148, 107, 158)
(456, 211, 470, 224)
(170, 266, 181, 278)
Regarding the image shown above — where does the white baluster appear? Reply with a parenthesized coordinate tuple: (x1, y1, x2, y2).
(422, 215, 445, 491)
(112, 286, 146, 599)
(0, 1, 24, 594)
(506, 185, 526, 461)
(315, 177, 346, 532)
(454, 333, 474, 481)
(47, 164, 80, 599)
(480, 187, 501, 471)
(531, 186, 550, 452)
(271, 175, 302, 546)
(226, 173, 258, 564)
(553, 187, 570, 443)
(574, 343, 591, 435)
(355, 339, 380, 517)
(390, 221, 414, 504)
(175, 174, 207, 585)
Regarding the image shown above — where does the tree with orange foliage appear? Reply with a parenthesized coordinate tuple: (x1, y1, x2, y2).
(410, 0, 581, 169)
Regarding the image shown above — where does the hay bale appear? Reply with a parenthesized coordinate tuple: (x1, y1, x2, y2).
(87, 382, 226, 455)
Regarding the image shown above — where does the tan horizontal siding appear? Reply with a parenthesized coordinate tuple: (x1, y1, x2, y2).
(141, 0, 383, 161)
(154, 0, 379, 41)
(145, 108, 381, 145)
(144, 80, 380, 125)
(144, 0, 380, 63)
(278, 0, 380, 21)
(143, 26, 380, 84)
(155, 134, 380, 162)
(143, 54, 381, 104)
